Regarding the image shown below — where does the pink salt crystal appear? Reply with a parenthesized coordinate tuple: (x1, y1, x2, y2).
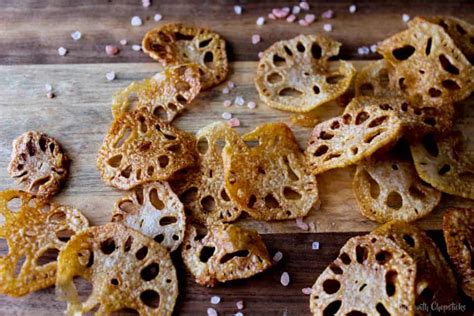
(272, 251, 283, 262)
(236, 300, 244, 310)
(286, 14, 296, 23)
(305, 14, 316, 24)
(272, 8, 289, 19)
(299, 1, 310, 10)
(298, 19, 309, 26)
(268, 13, 276, 20)
(296, 217, 309, 231)
(321, 10, 334, 19)
(222, 87, 230, 94)
(227, 81, 235, 89)
(302, 287, 313, 295)
(251, 34, 261, 45)
(120, 39, 128, 46)
(58, 47, 68, 56)
(258, 51, 264, 58)
(105, 45, 119, 56)
(247, 101, 256, 109)
(280, 272, 290, 286)
(207, 307, 218, 316)
(142, 0, 151, 8)
(223, 100, 232, 107)
(227, 117, 240, 127)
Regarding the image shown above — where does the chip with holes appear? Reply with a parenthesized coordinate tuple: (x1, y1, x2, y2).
(372, 221, 457, 305)
(255, 34, 355, 112)
(170, 122, 243, 225)
(112, 182, 185, 252)
(355, 60, 400, 98)
(111, 64, 201, 122)
(354, 157, 441, 223)
(223, 123, 319, 221)
(0, 189, 88, 297)
(142, 23, 228, 89)
(309, 234, 416, 316)
(8, 131, 69, 200)
(97, 109, 197, 190)
(410, 132, 474, 199)
(443, 208, 474, 299)
(181, 223, 271, 287)
(306, 97, 403, 174)
(56, 223, 178, 315)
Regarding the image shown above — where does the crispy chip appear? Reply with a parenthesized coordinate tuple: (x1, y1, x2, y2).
(254, 34, 355, 113)
(306, 97, 403, 174)
(0, 189, 88, 297)
(56, 223, 178, 315)
(142, 23, 228, 89)
(355, 60, 400, 98)
(97, 109, 197, 190)
(111, 182, 185, 252)
(223, 123, 319, 221)
(181, 223, 272, 287)
(310, 234, 416, 315)
(373, 221, 457, 305)
(410, 132, 474, 199)
(8, 131, 69, 200)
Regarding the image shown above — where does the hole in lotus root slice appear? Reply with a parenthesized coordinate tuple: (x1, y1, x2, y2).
(255, 34, 355, 113)
(111, 64, 201, 122)
(310, 234, 416, 316)
(97, 109, 196, 190)
(0, 189, 88, 297)
(56, 223, 178, 315)
(372, 221, 458, 305)
(142, 23, 228, 89)
(223, 122, 319, 221)
(8, 131, 69, 200)
(181, 223, 272, 287)
(111, 182, 185, 252)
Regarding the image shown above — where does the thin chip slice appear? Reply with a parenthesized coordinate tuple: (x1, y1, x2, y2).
(111, 64, 201, 122)
(355, 60, 400, 98)
(8, 131, 69, 200)
(0, 189, 89, 297)
(142, 23, 228, 89)
(223, 123, 319, 221)
(443, 208, 474, 299)
(410, 132, 474, 199)
(56, 223, 178, 315)
(255, 34, 355, 113)
(309, 234, 416, 316)
(97, 109, 197, 190)
(112, 182, 186, 252)
(353, 157, 441, 223)
(181, 223, 272, 287)
(373, 221, 457, 305)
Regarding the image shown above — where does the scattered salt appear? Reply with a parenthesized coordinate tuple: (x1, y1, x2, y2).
(132, 45, 142, 51)
(120, 39, 128, 46)
(298, 19, 309, 26)
(227, 117, 240, 127)
(272, 251, 283, 262)
(302, 287, 313, 295)
(251, 34, 261, 45)
(131, 16, 143, 26)
(256, 16, 265, 26)
(321, 10, 334, 19)
(142, 0, 151, 8)
(280, 272, 290, 286)
(58, 47, 68, 56)
(222, 112, 232, 120)
(46, 92, 55, 99)
(312, 241, 320, 250)
(268, 13, 276, 20)
(273, 8, 289, 19)
(235, 313, 244, 316)
(349, 4, 357, 13)
(357, 46, 370, 55)
(236, 300, 244, 310)
(222, 87, 230, 94)
(305, 14, 316, 24)
(223, 100, 232, 107)
(211, 296, 221, 305)
(106, 71, 116, 81)
(105, 45, 119, 56)
(370, 44, 377, 53)
(402, 14, 410, 23)
(292, 5, 301, 15)
(296, 217, 309, 231)
(71, 31, 81, 41)
(44, 84, 53, 92)
(234, 5, 242, 15)
(286, 14, 296, 23)
(247, 101, 256, 109)
(227, 81, 235, 89)
(154, 14, 163, 22)
(323, 23, 333, 32)
(299, 1, 310, 10)
(234, 96, 245, 106)
(258, 51, 264, 58)
(207, 307, 218, 316)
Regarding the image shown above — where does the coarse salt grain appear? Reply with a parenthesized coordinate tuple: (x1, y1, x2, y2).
(323, 23, 333, 32)
(286, 14, 296, 23)
(402, 14, 410, 23)
(292, 5, 301, 15)
(58, 47, 68, 56)
(299, 1, 310, 10)
(211, 296, 221, 305)
(132, 45, 142, 51)
(321, 10, 334, 19)
(154, 14, 163, 22)
(258, 51, 264, 58)
(131, 16, 143, 26)
(312, 241, 320, 250)
(222, 87, 230, 94)
(272, 8, 288, 19)
(228, 117, 240, 127)
(280, 272, 290, 286)
(44, 84, 53, 92)
(142, 0, 151, 8)
(349, 4, 357, 13)
(370, 44, 377, 53)
(234, 96, 245, 106)
(236, 300, 244, 310)
(357, 46, 370, 55)
(106, 71, 116, 81)
(296, 217, 309, 231)
(247, 101, 256, 109)
(305, 14, 316, 24)
(272, 251, 283, 262)
(302, 287, 313, 295)
(252, 34, 261, 45)
(256, 16, 265, 26)
(207, 307, 218, 316)
(298, 19, 309, 26)
(105, 45, 119, 56)
(71, 31, 81, 41)
(120, 39, 128, 46)
(223, 100, 232, 107)
(234, 5, 242, 15)
(227, 81, 235, 89)
(235, 313, 244, 316)
(46, 92, 55, 99)
(268, 13, 276, 20)
(222, 112, 232, 120)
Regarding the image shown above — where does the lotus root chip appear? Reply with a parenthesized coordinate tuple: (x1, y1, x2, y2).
(310, 234, 416, 316)
(97, 109, 197, 190)
(443, 208, 474, 299)
(142, 23, 228, 89)
(8, 131, 69, 200)
(112, 182, 186, 252)
(0, 189, 89, 297)
(355, 60, 401, 98)
(181, 223, 271, 287)
(223, 123, 319, 221)
(255, 34, 355, 112)
(112, 64, 201, 122)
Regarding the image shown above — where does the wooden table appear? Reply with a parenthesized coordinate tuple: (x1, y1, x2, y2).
(0, 1, 473, 315)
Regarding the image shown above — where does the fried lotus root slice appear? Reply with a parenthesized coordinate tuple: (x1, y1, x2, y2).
(142, 23, 228, 89)
(97, 109, 197, 190)
(354, 157, 441, 223)
(181, 223, 272, 287)
(223, 123, 319, 221)
(309, 234, 416, 316)
(410, 132, 474, 199)
(306, 97, 403, 174)
(373, 221, 457, 305)
(112, 182, 185, 252)
(443, 208, 474, 299)
(56, 223, 178, 315)
(355, 60, 401, 98)
(0, 190, 89, 297)
(8, 131, 69, 199)
(111, 64, 201, 122)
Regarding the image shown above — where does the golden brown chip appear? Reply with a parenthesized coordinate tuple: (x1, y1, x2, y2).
(0, 189, 89, 297)
(181, 223, 272, 287)
(410, 132, 474, 199)
(56, 223, 178, 315)
(8, 131, 69, 200)
(142, 23, 228, 89)
(443, 208, 474, 299)
(223, 123, 319, 221)
(355, 59, 400, 98)
(111, 182, 186, 252)
(255, 34, 355, 112)
(372, 221, 457, 305)
(310, 234, 416, 316)
(306, 97, 403, 174)
(111, 64, 201, 122)
(97, 109, 197, 190)
(353, 157, 441, 223)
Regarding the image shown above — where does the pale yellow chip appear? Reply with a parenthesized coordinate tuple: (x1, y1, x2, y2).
(355, 59, 400, 98)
